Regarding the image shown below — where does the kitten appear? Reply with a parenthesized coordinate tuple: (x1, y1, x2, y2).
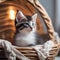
(14, 11, 45, 47)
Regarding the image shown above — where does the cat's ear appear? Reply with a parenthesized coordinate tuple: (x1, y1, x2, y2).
(32, 13, 37, 22)
(16, 11, 26, 22)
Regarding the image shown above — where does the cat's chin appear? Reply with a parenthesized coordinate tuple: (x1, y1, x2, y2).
(19, 30, 31, 35)
(19, 28, 32, 33)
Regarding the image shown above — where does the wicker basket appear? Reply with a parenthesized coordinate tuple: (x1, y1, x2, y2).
(0, 0, 59, 60)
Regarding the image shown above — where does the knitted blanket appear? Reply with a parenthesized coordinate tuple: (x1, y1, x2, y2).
(0, 32, 59, 60)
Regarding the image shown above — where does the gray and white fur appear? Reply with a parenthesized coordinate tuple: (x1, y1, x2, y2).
(14, 11, 45, 47)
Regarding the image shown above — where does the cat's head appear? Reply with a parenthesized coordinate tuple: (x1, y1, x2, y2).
(15, 11, 37, 33)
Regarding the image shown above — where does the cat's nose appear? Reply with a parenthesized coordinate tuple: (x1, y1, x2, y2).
(25, 27, 32, 31)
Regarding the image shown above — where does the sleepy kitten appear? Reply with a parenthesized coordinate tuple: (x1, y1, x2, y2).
(14, 11, 45, 47)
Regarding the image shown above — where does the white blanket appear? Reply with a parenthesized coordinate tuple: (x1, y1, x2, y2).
(33, 40, 54, 60)
(0, 32, 59, 60)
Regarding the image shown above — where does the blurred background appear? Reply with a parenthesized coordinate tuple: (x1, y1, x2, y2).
(39, 0, 60, 60)
(39, 0, 60, 36)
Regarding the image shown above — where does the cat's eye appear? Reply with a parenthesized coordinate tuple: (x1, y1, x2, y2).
(32, 23, 34, 26)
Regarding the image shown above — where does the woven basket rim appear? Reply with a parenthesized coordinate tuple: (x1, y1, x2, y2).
(0, 0, 56, 46)
(0, 0, 58, 60)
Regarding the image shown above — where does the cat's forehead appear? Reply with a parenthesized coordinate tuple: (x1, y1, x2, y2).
(26, 16, 32, 21)
(20, 16, 32, 22)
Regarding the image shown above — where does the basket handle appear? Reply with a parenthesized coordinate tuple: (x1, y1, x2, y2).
(27, 0, 56, 43)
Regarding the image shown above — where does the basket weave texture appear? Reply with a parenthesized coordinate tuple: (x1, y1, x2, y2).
(0, 0, 59, 60)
